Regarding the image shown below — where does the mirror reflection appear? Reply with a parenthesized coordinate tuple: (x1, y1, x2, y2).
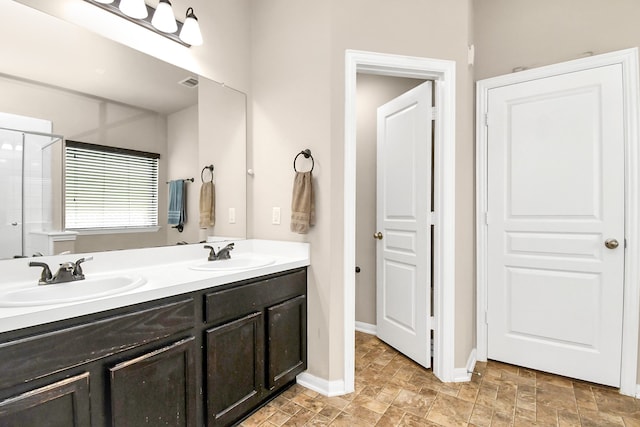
(0, 1, 246, 260)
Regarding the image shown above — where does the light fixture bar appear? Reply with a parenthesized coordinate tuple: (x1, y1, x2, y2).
(84, 0, 191, 47)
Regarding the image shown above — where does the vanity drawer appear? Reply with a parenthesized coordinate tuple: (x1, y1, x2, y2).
(0, 298, 195, 389)
(204, 268, 306, 325)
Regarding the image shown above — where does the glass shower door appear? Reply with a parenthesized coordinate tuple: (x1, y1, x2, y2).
(0, 128, 24, 258)
(0, 127, 63, 259)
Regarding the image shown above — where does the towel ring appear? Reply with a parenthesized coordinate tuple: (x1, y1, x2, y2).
(293, 149, 314, 172)
(201, 165, 214, 183)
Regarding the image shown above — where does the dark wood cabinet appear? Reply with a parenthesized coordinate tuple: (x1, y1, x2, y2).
(206, 312, 264, 426)
(109, 338, 197, 427)
(0, 373, 91, 427)
(0, 267, 307, 427)
(205, 268, 307, 426)
(266, 294, 307, 390)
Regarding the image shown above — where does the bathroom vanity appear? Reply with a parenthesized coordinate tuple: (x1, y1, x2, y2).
(0, 240, 309, 427)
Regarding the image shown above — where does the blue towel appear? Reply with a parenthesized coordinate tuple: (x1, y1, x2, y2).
(168, 180, 186, 225)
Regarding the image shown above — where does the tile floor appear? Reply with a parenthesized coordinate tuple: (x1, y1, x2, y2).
(241, 331, 640, 426)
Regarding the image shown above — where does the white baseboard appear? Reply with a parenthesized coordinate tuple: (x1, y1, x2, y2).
(296, 372, 347, 397)
(452, 348, 476, 383)
(635, 384, 640, 398)
(355, 321, 376, 335)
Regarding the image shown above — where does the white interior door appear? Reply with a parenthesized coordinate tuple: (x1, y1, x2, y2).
(376, 81, 432, 368)
(487, 64, 625, 386)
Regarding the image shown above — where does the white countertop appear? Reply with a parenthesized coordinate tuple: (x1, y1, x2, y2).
(0, 239, 310, 334)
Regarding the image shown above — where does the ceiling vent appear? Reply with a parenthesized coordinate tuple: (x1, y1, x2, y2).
(179, 76, 199, 88)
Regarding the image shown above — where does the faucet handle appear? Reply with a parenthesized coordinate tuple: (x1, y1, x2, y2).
(29, 261, 53, 285)
(73, 256, 93, 278)
(204, 245, 217, 261)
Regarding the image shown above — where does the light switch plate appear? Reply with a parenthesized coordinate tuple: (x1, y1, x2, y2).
(272, 207, 281, 225)
(229, 208, 236, 224)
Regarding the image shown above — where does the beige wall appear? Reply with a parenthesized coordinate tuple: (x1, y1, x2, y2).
(474, 0, 640, 385)
(355, 74, 426, 326)
(250, 0, 475, 380)
(474, 0, 640, 80)
(167, 104, 199, 245)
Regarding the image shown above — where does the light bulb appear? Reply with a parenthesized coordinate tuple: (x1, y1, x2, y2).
(151, 0, 177, 33)
(179, 7, 202, 46)
(119, 0, 147, 19)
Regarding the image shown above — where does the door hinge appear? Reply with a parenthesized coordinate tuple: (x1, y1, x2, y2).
(431, 107, 437, 121)
(484, 311, 488, 325)
(428, 316, 435, 331)
(484, 113, 489, 127)
(484, 212, 489, 225)
(428, 211, 436, 226)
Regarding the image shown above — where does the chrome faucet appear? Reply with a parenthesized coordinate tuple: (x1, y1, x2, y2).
(29, 256, 93, 285)
(204, 243, 234, 261)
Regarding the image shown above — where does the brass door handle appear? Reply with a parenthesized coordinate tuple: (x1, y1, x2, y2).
(373, 232, 383, 240)
(605, 238, 619, 249)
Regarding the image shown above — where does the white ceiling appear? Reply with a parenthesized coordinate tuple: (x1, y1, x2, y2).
(2, 1, 198, 115)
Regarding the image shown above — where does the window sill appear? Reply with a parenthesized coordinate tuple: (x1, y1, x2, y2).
(66, 227, 161, 236)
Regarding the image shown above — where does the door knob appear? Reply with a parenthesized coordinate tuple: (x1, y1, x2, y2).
(373, 232, 383, 240)
(10, 222, 18, 226)
(605, 238, 619, 249)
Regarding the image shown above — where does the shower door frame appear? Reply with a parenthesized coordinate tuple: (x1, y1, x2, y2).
(0, 126, 64, 258)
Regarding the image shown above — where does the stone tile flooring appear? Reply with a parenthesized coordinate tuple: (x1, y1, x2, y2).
(240, 331, 640, 426)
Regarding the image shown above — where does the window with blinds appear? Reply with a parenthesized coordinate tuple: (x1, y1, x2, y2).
(65, 140, 160, 230)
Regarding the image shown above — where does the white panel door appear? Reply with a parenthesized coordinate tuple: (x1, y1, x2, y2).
(376, 81, 432, 368)
(487, 64, 625, 386)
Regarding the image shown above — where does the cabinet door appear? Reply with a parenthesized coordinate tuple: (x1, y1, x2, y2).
(206, 312, 264, 427)
(109, 337, 196, 427)
(266, 295, 307, 390)
(0, 373, 90, 427)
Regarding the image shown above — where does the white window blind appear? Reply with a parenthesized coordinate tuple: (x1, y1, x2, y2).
(65, 140, 159, 230)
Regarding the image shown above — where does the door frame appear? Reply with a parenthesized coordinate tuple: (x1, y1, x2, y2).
(476, 48, 640, 396)
(344, 50, 457, 390)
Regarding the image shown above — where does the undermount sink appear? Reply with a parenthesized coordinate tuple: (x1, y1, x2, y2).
(190, 254, 275, 271)
(0, 275, 147, 307)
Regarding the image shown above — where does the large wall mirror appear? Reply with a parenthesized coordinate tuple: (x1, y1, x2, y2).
(0, 1, 246, 260)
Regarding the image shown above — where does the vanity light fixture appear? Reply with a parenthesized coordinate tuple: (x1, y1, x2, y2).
(84, 0, 203, 47)
(151, 0, 177, 33)
(119, 0, 147, 19)
(179, 7, 203, 46)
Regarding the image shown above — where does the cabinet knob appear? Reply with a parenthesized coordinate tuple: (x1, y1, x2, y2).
(373, 232, 383, 240)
